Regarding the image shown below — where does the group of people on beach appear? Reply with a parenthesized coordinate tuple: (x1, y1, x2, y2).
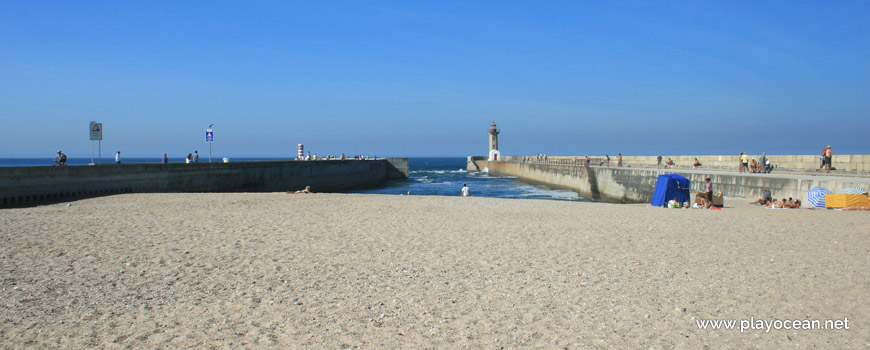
(666, 177, 715, 209)
(747, 188, 803, 208)
(667, 198, 711, 209)
(749, 188, 802, 208)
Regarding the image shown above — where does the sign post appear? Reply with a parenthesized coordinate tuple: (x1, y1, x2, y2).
(205, 128, 214, 163)
(89, 121, 103, 165)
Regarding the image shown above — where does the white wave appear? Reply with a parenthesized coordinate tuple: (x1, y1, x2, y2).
(410, 169, 459, 175)
(517, 187, 581, 200)
(481, 167, 489, 173)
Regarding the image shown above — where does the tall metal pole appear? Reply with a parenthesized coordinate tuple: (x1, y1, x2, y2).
(207, 124, 214, 163)
(98, 140, 102, 165)
(90, 140, 94, 165)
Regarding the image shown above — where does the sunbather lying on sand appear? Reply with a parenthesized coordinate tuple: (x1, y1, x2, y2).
(287, 186, 312, 194)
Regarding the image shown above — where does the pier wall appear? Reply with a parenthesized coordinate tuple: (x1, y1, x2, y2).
(1, 158, 409, 207)
(485, 160, 870, 204)
(620, 154, 870, 172)
(497, 154, 870, 173)
(385, 157, 410, 179)
(466, 156, 489, 172)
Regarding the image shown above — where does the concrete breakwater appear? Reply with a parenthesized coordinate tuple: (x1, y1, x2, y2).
(471, 157, 870, 204)
(1, 158, 408, 207)
(486, 154, 870, 173)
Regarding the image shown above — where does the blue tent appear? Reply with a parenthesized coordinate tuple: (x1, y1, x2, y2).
(651, 174, 690, 207)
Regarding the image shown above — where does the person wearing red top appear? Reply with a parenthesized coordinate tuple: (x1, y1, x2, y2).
(705, 178, 713, 209)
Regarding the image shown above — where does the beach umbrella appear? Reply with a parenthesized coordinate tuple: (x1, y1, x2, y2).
(836, 186, 868, 195)
(807, 187, 833, 208)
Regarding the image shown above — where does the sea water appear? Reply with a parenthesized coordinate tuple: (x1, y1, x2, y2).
(350, 157, 583, 201)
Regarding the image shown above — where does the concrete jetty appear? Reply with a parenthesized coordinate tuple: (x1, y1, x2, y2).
(469, 155, 870, 203)
(0, 158, 408, 207)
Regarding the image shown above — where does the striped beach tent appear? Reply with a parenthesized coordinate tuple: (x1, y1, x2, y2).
(807, 187, 833, 208)
(836, 186, 868, 195)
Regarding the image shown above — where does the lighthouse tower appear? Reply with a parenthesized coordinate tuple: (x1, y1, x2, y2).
(488, 121, 501, 161)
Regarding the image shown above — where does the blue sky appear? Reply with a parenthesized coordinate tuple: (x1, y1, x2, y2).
(1, 1, 868, 158)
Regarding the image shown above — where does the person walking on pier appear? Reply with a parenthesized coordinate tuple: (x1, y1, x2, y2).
(115, 151, 121, 164)
(824, 145, 834, 173)
(740, 152, 749, 173)
(194, 151, 200, 163)
(657, 154, 662, 169)
(461, 184, 470, 197)
(605, 155, 610, 167)
(618, 153, 623, 167)
(162, 153, 168, 164)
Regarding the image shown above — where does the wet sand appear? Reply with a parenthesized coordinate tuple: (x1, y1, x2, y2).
(1, 193, 868, 348)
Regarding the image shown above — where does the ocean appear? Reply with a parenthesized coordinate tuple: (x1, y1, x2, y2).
(0, 157, 583, 202)
(350, 157, 583, 201)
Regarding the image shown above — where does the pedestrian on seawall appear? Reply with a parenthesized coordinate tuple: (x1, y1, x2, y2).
(824, 145, 835, 173)
(54, 150, 67, 166)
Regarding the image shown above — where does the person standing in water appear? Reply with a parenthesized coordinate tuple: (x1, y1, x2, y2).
(461, 184, 470, 197)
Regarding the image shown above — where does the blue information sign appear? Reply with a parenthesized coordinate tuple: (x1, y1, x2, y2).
(206, 129, 214, 142)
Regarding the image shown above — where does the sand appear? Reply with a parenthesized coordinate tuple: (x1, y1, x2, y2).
(1, 193, 868, 349)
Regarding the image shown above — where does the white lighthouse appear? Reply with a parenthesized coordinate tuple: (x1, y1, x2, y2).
(488, 121, 501, 161)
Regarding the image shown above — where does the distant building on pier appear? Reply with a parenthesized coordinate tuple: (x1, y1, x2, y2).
(489, 121, 501, 161)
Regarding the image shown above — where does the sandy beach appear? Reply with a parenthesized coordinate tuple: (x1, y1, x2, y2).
(1, 193, 868, 349)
